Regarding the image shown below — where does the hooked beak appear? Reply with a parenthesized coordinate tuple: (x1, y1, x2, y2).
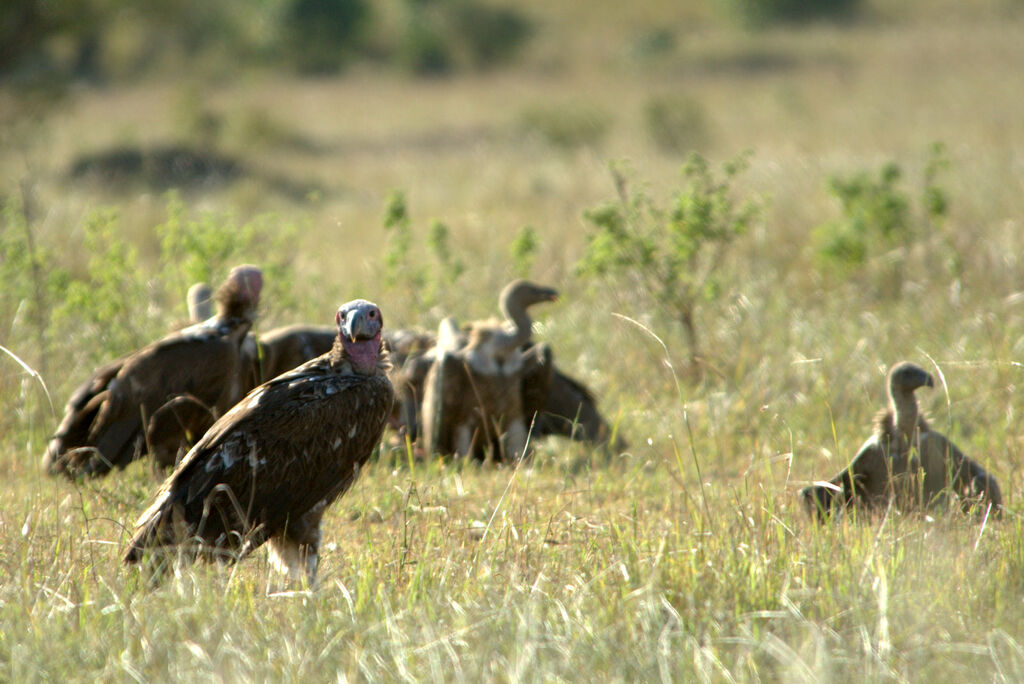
(339, 305, 380, 342)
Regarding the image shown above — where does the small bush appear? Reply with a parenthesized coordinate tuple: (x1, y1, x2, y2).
(395, 0, 532, 75)
(449, 1, 532, 69)
(510, 225, 539, 278)
(720, 0, 862, 28)
(381, 190, 466, 311)
(644, 94, 710, 154)
(280, 0, 371, 73)
(812, 143, 954, 296)
(396, 11, 452, 76)
(518, 104, 611, 151)
(577, 153, 758, 379)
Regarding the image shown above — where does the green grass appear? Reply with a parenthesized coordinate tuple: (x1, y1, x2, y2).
(4, 2, 1024, 680)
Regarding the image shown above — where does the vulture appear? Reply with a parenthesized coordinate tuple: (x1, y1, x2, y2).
(123, 299, 394, 584)
(42, 265, 263, 478)
(802, 361, 1003, 520)
(186, 282, 214, 323)
(420, 280, 559, 460)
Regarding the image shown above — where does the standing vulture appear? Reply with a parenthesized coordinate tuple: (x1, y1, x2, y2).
(123, 299, 394, 584)
(42, 265, 263, 478)
(802, 361, 1003, 520)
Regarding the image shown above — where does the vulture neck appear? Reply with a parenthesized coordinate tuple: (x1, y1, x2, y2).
(332, 335, 388, 375)
(500, 291, 535, 348)
(889, 389, 921, 443)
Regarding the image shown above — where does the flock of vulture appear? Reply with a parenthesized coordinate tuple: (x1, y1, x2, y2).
(36, 265, 1006, 583)
(41, 265, 623, 581)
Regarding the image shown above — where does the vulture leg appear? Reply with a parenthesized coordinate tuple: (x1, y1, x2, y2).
(454, 423, 474, 460)
(268, 505, 326, 584)
(501, 417, 528, 462)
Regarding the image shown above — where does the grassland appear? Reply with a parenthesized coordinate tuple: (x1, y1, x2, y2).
(3, 1, 1024, 680)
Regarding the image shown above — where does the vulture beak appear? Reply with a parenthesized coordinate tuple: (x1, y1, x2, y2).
(338, 300, 382, 343)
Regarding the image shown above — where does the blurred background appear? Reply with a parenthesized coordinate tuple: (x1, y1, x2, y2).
(3, 0, 1024, 471)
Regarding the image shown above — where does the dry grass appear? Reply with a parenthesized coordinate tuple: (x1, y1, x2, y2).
(3, 2, 1024, 680)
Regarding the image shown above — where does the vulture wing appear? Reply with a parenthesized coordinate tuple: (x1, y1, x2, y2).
(917, 431, 1003, 515)
(78, 327, 249, 476)
(536, 367, 625, 451)
(42, 358, 125, 475)
(251, 325, 336, 383)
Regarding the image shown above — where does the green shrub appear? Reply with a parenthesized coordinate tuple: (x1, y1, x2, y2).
(812, 144, 953, 296)
(518, 104, 611, 151)
(395, 0, 532, 75)
(720, 0, 862, 28)
(381, 190, 467, 311)
(510, 225, 539, 278)
(281, 0, 371, 73)
(644, 94, 710, 154)
(396, 9, 453, 76)
(155, 193, 299, 319)
(448, 1, 532, 68)
(577, 153, 757, 380)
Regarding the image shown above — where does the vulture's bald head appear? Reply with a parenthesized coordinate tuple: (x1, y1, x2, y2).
(215, 264, 263, 321)
(336, 299, 385, 374)
(500, 280, 559, 316)
(888, 361, 934, 397)
(187, 282, 213, 323)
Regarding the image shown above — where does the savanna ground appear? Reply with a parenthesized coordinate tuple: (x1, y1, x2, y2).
(3, 0, 1024, 680)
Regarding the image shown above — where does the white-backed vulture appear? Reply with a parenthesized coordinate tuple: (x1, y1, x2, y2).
(802, 361, 1003, 520)
(42, 265, 263, 478)
(123, 299, 394, 584)
(420, 280, 558, 461)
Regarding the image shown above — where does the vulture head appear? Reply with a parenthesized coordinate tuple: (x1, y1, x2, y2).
(336, 299, 385, 375)
(217, 264, 263, 321)
(888, 361, 934, 399)
(500, 280, 559, 319)
(187, 282, 214, 323)
(499, 280, 559, 347)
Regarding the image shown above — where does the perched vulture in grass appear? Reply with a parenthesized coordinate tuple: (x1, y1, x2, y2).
(802, 361, 1003, 520)
(42, 265, 263, 478)
(123, 299, 394, 584)
(420, 280, 559, 460)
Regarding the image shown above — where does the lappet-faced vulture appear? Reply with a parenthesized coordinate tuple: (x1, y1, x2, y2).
(123, 299, 394, 584)
(42, 265, 263, 478)
(420, 280, 559, 461)
(802, 361, 1003, 520)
